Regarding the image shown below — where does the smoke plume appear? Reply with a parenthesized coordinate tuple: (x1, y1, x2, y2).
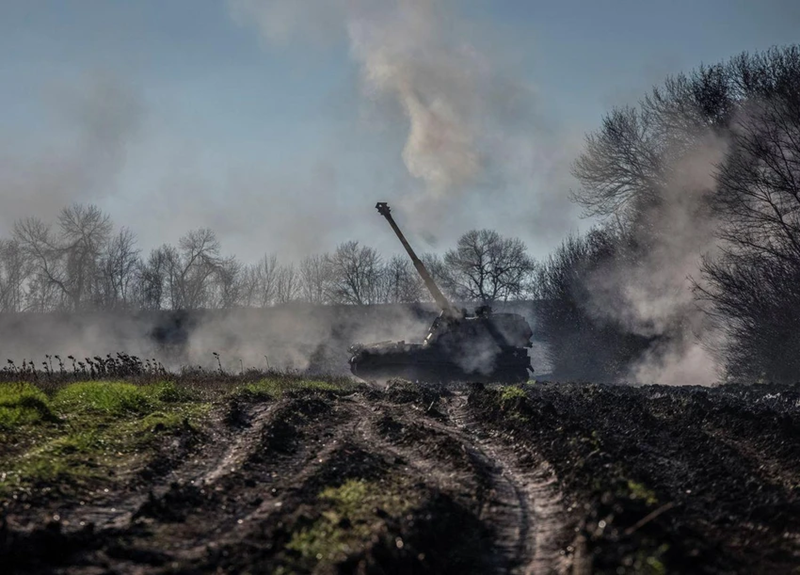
(585, 131, 730, 385)
(229, 0, 579, 238)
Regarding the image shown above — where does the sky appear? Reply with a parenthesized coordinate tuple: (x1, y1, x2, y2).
(0, 0, 797, 262)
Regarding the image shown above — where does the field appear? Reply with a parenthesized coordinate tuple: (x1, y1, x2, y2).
(2, 374, 800, 574)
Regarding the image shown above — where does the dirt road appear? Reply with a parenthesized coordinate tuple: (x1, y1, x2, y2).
(3, 381, 800, 574)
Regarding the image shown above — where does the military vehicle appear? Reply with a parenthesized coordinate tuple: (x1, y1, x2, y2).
(348, 202, 533, 383)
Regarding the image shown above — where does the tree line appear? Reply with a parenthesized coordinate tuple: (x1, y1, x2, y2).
(0, 206, 535, 313)
(3, 46, 797, 383)
(537, 46, 800, 382)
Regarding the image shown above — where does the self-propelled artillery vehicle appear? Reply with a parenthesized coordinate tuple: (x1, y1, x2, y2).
(348, 202, 533, 383)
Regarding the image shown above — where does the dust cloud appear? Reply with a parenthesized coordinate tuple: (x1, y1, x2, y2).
(0, 305, 435, 376)
(584, 131, 730, 385)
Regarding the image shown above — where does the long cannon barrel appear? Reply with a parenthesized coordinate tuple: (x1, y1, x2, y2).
(375, 202, 461, 319)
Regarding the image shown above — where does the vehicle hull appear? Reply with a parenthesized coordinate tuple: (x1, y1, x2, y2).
(349, 342, 531, 383)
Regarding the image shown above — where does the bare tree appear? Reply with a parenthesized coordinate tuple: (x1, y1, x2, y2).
(14, 204, 113, 311)
(571, 62, 738, 225)
(714, 98, 800, 262)
(212, 257, 243, 309)
(568, 46, 800, 380)
(59, 204, 113, 309)
(699, 77, 800, 381)
(275, 263, 301, 304)
(442, 229, 534, 303)
(571, 107, 666, 223)
(0, 239, 32, 312)
(327, 241, 382, 305)
(97, 228, 141, 309)
(136, 246, 172, 310)
(381, 255, 424, 303)
(163, 228, 224, 310)
(239, 254, 279, 307)
(13, 217, 62, 311)
(299, 254, 332, 304)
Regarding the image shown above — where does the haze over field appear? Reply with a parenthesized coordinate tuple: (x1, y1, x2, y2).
(1, 1, 799, 386)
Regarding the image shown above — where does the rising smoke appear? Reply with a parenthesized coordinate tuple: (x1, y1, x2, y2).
(3, 1, 765, 386)
(229, 0, 579, 240)
(581, 130, 730, 385)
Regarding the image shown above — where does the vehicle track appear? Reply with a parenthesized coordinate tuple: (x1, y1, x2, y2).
(6, 381, 800, 574)
(37, 403, 278, 537)
(349, 390, 576, 575)
(446, 393, 577, 575)
(7, 389, 579, 574)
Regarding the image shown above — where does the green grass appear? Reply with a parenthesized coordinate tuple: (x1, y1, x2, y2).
(0, 380, 210, 497)
(627, 480, 659, 506)
(497, 385, 530, 422)
(499, 385, 527, 404)
(286, 479, 416, 567)
(1, 376, 354, 499)
(633, 543, 670, 575)
(52, 380, 196, 415)
(235, 378, 349, 401)
(0, 383, 57, 429)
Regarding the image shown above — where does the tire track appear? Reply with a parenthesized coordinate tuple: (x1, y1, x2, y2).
(7, 388, 578, 574)
(56, 403, 278, 534)
(148, 397, 360, 567)
(349, 391, 572, 574)
(445, 393, 576, 575)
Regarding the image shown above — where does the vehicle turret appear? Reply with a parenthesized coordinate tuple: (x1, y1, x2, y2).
(348, 202, 534, 383)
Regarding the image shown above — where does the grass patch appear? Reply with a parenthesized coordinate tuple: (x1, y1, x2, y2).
(286, 479, 416, 567)
(632, 543, 670, 575)
(0, 380, 211, 498)
(627, 480, 659, 506)
(499, 385, 527, 404)
(2, 376, 354, 499)
(149, 380, 199, 403)
(52, 380, 199, 416)
(235, 378, 349, 401)
(497, 386, 530, 422)
(0, 383, 57, 429)
(54, 381, 157, 415)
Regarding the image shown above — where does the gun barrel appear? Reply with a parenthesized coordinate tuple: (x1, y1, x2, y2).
(375, 202, 460, 318)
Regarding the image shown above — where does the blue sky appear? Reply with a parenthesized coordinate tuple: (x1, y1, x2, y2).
(0, 0, 797, 261)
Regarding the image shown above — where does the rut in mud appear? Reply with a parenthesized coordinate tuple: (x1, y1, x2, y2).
(2, 382, 578, 575)
(3, 379, 800, 574)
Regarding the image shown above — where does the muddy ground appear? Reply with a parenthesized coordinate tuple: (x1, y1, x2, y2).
(2, 380, 800, 574)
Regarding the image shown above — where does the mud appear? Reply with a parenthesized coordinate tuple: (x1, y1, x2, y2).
(3, 381, 800, 574)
